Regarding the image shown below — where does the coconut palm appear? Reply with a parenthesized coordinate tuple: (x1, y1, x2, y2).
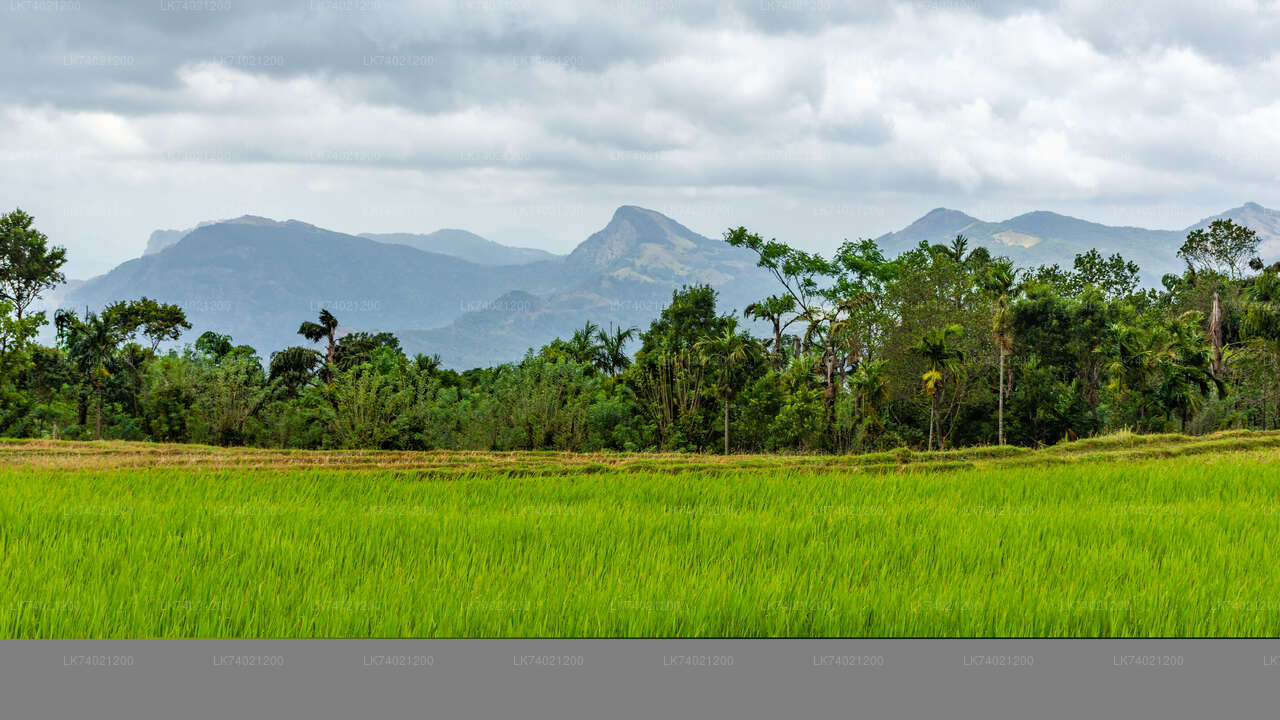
(695, 321, 757, 454)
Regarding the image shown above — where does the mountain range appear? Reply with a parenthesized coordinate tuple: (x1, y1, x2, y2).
(60, 202, 1280, 368)
(875, 202, 1280, 283)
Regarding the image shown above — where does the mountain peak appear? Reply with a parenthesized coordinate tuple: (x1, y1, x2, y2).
(881, 207, 983, 244)
(143, 215, 284, 255)
(224, 214, 284, 226)
(607, 205, 667, 225)
(569, 206, 691, 269)
(921, 207, 975, 220)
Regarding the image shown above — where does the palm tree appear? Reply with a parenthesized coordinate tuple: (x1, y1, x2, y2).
(930, 234, 970, 263)
(595, 324, 636, 377)
(914, 324, 965, 451)
(695, 322, 756, 454)
(298, 309, 339, 381)
(849, 358, 889, 444)
(743, 295, 796, 367)
(567, 321, 601, 366)
(1107, 314, 1222, 431)
(983, 261, 1018, 445)
(55, 308, 124, 440)
(1159, 311, 1224, 430)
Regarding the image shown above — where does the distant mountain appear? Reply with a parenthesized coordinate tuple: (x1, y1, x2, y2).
(876, 202, 1280, 282)
(67, 202, 1280, 369)
(67, 217, 560, 358)
(400, 206, 770, 368)
(146, 220, 557, 267)
(142, 216, 268, 255)
(876, 209, 1184, 281)
(65, 207, 766, 368)
(1187, 202, 1280, 257)
(360, 229, 559, 266)
(144, 228, 188, 256)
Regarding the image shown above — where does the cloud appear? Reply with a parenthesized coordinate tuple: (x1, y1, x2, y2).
(2, 0, 1280, 276)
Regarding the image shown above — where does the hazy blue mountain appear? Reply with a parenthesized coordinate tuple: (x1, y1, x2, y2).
(65, 207, 766, 368)
(400, 206, 771, 368)
(143, 228, 189, 256)
(142, 217, 241, 255)
(875, 202, 1280, 282)
(876, 208, 1184, 282)
(67, 217, 557, 358)
(360, 229, 560, 266)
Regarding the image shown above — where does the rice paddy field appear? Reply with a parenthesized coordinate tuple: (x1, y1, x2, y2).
(4, 431, 1280, 637)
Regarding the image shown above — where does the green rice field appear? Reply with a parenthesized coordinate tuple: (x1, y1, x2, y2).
(4, 431, 1280, 637)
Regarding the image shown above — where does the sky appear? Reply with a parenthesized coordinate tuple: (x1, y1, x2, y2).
(3, 0, 1279, 278)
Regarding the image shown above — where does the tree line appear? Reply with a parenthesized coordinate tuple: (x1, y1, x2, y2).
(1, 206, 1277, 453)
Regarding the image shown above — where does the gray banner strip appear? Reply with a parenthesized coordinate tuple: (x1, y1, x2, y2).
(2, 639, 1277, 719)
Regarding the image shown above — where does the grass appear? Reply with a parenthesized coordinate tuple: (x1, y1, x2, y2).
(3, 431, 1280, 637)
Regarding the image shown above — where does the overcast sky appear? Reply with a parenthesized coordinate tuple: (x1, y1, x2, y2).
(3, 0, 1278, 277)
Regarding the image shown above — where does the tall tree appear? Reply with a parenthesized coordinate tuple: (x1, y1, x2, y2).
(568, 322, 601, 366)
(723, 227, 832, 355)
(595, 324, 636, 377)
(983, 261, 1019, 445)
(695, 321, 756, 454)
(743, 295, 796, 366)
(1179, 219, 1260, 280)
(298, 309, 340, 381)
(101, 297, 191, 351)
(0, 209, 67, 322)
(54, 309, 126, 440)
(914, 324, 965, 451)
(269, 346, 324, 394)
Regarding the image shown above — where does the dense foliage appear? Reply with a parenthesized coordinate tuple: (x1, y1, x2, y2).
(2, 207, 1277, 452)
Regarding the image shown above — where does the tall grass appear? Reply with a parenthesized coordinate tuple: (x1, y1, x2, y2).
(3, 437, 1280, 637)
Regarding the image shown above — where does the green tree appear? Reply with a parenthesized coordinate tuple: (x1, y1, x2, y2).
(1072, 249, 1141, 300)
(269, 346, 324, 395)
(54, 308, 127, 439)
(101, 297, 191, 351)
(842, 357, 889, 450)
(595, 324, 636, 377)
(914, 324, 965, 451)
(192, 352, 269, 445)
(0, 208, 67, 322)
(743, 295, 796, 366)
(1179, 219, 1260, 280)
(983, 260, 1019, 445)
(334, 331, 402, 372)
(194, 331, 234, 361)
(298, 309, 340, 381)
(0, 299, 44, 431)
(695, 321, 757, 454)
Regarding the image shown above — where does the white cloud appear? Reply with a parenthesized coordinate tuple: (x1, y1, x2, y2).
(2, 0, 1280, 276)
